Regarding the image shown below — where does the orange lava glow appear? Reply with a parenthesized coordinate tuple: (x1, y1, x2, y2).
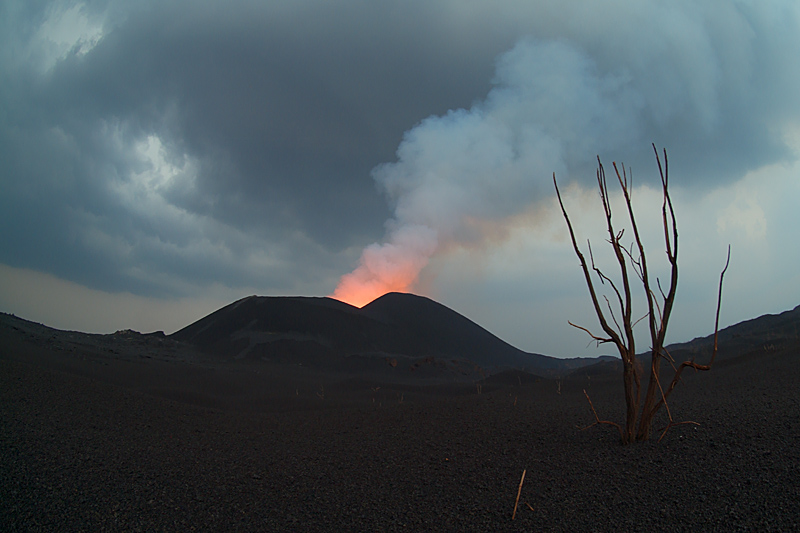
(330, 228, 437, 307)
(331, 275, 413, 308)
(331, 252, 423, 307)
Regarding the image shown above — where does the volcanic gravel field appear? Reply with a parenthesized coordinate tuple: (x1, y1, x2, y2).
(1, 314, 799, 531)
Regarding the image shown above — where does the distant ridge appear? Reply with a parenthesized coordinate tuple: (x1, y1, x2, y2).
(2, 298, 796, 380)
(565, 303, 800, 378)
(666, 303, 800, 363)
(171, 292, 606, 374)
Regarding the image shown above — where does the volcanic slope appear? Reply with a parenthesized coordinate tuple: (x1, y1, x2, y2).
(667, 303, 800, 362)
(564, 303, 800, 379)
(170, 292, 603, 373)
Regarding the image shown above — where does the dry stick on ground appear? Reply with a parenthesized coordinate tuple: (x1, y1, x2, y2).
(512, 469, 527, 520)
(554, 145, 729, 443)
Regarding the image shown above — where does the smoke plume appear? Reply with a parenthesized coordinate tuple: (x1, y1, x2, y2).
(333, 2, 800, 306)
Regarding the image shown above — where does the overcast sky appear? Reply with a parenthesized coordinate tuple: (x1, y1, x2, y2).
(2, 0, 799, 358)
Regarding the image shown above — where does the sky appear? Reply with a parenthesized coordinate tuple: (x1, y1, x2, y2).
(1, 0, 799, 358)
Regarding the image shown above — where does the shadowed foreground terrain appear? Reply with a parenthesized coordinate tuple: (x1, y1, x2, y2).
(1, 306, 799, 531)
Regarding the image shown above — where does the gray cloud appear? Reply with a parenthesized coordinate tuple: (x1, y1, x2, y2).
(1, 0, 521, 296)
(1, 0, 799, 320)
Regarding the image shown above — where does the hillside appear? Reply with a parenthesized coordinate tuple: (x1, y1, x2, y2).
(170, 292, 606, 374)
(565, 304, 800, 378)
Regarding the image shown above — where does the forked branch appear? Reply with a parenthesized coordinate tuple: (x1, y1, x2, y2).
(579, 389, 624, 441)
(648, 245, 730, 419)
(568, 321, 613, 345)
(554, 174, 627, 355)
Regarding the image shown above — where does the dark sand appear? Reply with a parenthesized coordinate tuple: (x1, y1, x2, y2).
(1, 317, 798, 531)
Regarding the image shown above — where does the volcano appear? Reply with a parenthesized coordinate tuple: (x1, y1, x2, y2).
(170, 292, 607, 374)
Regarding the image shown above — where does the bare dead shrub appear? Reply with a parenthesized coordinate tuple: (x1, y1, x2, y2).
(554, 145, 730, 443)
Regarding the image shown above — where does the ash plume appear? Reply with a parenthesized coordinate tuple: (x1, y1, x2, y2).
(333, 3, 800, 306)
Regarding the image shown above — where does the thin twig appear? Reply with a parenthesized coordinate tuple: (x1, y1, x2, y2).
(512, 469, 527, 520)
(651, 365, 702, 442)
(649, 245, 730, 417)
(579, 389, 624, 440)
(710, 246, 732, 366)
(603, 295, 624, 341)
(554, 174, 626, 354)
(568, 321, 613, 345)
(631, 311, 649, 330)
(654, 369, 673, 423)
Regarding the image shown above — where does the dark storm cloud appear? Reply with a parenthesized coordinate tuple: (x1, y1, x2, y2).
(0, 0, 516, 295)
(39, 0, 498, 235)
(1, 0, 799, 301)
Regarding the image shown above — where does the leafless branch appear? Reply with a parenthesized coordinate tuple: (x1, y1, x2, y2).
(631, 312, 649, 330)
(579, 390, 624, 441)
(568, 321, 613, 345)
(661, 345, 676, 365)
(554, 174, 626, 353)
(589, 242, 625, 312)
(647, 245, 730, 418)
(603, 295, 624, 341)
